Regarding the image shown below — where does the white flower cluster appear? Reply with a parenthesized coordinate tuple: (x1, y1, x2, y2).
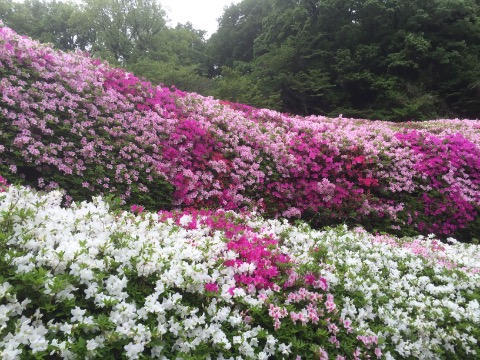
(0, 186, 479, 359)
(0, 187, 288, 359)
(273, 224, 480, 359)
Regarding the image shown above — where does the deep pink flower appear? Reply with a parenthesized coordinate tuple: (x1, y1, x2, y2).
(0, 175, 9, 192)
(228, 286, 236, 296)
(130, 204, 144, 214)
(304, 273, 316, 285)
(204, 282, 219, 293)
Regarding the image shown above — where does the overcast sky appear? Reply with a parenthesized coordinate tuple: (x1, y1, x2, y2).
(160, 0, 241, 37)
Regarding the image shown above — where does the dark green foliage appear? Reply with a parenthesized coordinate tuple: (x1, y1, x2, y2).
(206, 0, 273, 74)
(209, 66, 280, 109)
(208, 0, 480, 120)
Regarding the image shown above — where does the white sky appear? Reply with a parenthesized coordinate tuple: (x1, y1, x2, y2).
(160, 0, 241, 37)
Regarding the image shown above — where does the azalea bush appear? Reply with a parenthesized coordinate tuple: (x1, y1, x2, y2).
(1, 24, 480, 240)
(0, 184, 479, 359)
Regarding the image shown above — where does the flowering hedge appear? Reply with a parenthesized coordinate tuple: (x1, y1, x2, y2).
(1, 24, 480, 240)
(0, 184, 479, 359)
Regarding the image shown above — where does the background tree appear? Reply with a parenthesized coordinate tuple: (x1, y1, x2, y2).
(207, 0, 480, 120)
(0, 0, 212, 93)
(206, 0, 272, 75)
(126, 23, 212, 93)
(1, 0, 479, 120)
(82, 0, 167, 64)
(0, 0, 93, 51)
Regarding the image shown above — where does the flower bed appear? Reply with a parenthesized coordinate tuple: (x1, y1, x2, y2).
(1, 24, 480, 241)
(0, 21, 480, 241)
(0, 185, 479, 359)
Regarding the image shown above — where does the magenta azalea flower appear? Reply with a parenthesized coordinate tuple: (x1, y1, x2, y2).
(204, 282, 219, 293)
(130, 205, 144, 214)
(0, 175, 9, 192)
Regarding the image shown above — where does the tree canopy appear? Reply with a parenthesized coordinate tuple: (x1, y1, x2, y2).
(1, 0, 479, 120)
(208, 0, 480, 120)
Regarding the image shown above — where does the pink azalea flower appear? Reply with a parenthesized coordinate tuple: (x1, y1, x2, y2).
(204, 282, 219, 293)
(130, 204, 144, 214)
(0, 175, 9, 192)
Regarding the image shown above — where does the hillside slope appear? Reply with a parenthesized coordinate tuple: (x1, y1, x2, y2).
(1, 24, 480, 240)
